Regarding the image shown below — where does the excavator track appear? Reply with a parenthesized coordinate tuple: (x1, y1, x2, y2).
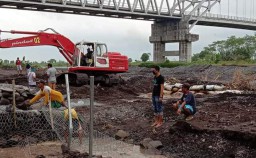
(56, 73, 120, 86)
(56, 73, 88, 86)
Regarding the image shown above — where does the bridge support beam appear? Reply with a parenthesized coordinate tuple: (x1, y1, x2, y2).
(153, 42, 165, 62)
(149, 20, 199, 62)
(180, 41, 192, 62)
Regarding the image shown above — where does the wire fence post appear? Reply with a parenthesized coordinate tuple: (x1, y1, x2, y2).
(89, 76, 94, 158)
(12, 80, 17, 128)
(49, 97, 54, 130)
(65, 74, 73, 149)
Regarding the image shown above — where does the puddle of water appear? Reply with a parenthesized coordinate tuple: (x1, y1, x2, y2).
(72, 137, 167, 158)
(69, 99, 103, 108)
(138, 93, 151, 99)
(138, 93, 178, 100)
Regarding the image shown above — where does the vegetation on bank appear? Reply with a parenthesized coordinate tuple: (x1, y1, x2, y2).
(130, 60, 256, 68)
(132, 34, 256, 68)
(0, 59, 68, 69)
(192, 34, 256, 63)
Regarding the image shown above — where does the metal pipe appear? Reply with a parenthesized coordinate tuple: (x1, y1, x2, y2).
(89, 76, 94, 158)
(65, 74, 73, 149)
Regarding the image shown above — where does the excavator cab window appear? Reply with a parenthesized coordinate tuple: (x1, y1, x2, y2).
(73, 46, 80, 67)
(96, 44, 107, 57)
(75, 42, 109, 68)
(73, 43, 84, 67)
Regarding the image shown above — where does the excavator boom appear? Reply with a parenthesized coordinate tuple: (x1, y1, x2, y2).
(0, 29, 78, 64)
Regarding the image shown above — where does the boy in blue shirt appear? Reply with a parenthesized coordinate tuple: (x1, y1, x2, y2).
(172, 83, 196, 121)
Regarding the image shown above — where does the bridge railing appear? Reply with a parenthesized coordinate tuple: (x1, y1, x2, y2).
(187, 12, 256, 23)
(4, 0, 256, 22)
(20, 0, 173, 15)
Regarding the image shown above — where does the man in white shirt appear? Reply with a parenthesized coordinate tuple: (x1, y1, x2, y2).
(46, 63, 57, 90)
(27, 68, 36, 87)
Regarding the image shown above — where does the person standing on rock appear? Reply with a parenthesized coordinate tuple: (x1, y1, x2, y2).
(25, 61, 31, 74)
(151, 65, 164, 128)
(46, 63, 57, 90)
(15, 57, 22, 75)
(172, 83, 196, 121)
(27, 67, 37, 87)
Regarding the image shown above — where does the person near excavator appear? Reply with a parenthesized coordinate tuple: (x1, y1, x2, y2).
(15, 57, 22, 75)
(151, 65, 165, 128)
(85, 44, 94, 66)
(25, 61, 31, 74)
(172, 83, 196, 121)
(46, 63, 57, 90)
(27, 67, 37, 87)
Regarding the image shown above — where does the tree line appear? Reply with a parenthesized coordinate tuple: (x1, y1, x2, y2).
(192, 34, 256, 63)
(137, 34, 256, 64)
(0, 59, 68, 68)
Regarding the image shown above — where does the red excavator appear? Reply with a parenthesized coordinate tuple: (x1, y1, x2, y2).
(0, 28, 128, 85)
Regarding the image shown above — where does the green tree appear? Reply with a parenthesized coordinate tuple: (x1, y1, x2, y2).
(140, 53, 150, 62)
(192, 34, 256, 62)
(3, 60, 9, 64)
(47, 59, 57, 63)
(128, 58, 133, 63)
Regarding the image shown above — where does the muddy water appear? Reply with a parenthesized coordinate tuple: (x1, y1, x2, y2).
(69, 98, 103, 107)
(72, 137, 166, 158)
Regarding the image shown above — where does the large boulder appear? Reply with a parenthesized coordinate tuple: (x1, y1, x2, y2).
(115, 130, 130, 140)
(2, 92, 11, 98)
(16, 96, 25, 103)
(0, 98, 10, 105)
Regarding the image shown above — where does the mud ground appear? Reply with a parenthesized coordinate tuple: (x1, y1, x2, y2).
(0, 65, 256, 158)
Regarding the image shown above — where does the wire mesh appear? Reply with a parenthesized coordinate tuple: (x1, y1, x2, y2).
(0, 106, 58, 157)
(0, 80, 155, 158)
(0, 105, 151, 158)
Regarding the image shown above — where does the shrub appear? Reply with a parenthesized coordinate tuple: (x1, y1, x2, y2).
(138, 61, 188, 68)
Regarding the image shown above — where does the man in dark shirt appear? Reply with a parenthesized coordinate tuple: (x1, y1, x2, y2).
(86, 46, 94, 66)
(172, 83, 196, 121)
(151, 65, 164, 128)
(25, 62, 31, 74)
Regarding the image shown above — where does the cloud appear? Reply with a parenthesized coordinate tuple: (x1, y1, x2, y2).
(0, 8, 153, 61)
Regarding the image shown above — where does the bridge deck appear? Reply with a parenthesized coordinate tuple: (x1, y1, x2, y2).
(0, 0, 256, 30)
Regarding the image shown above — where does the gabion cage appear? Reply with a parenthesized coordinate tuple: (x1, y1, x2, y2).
(0, 105, 147, 158)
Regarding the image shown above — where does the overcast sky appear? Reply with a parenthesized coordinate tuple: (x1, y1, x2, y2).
(0, 0, 255, 62)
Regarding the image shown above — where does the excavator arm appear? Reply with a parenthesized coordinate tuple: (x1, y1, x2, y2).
(0, 28, 79, 65)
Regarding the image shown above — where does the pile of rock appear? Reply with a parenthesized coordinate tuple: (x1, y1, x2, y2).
(0, 83, 37, 110)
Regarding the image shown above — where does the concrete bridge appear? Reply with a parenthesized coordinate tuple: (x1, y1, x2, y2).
(0, 0, 256, 62)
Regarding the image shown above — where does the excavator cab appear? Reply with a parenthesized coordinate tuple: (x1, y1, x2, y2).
(73, 41, 109, 68)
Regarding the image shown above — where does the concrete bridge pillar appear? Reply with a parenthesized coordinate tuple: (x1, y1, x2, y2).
(153, 42, 165, 62)
(179, 41, 192, 62)
(149, 20, 199, 62)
